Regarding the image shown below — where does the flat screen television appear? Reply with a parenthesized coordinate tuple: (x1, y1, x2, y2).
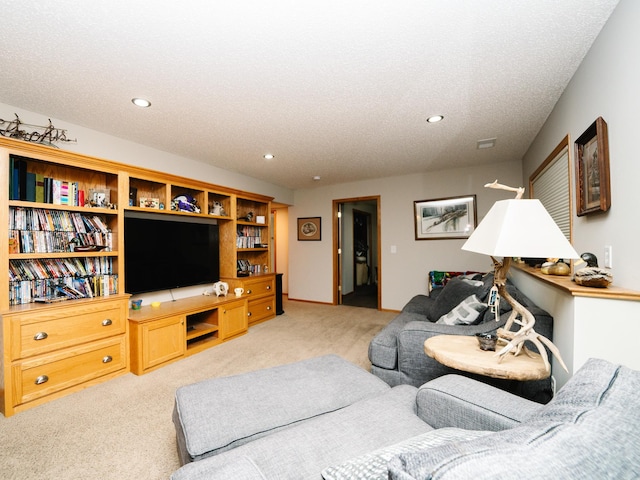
(124, 212, 220, 294)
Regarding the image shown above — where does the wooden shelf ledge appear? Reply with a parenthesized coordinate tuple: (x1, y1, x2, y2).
(512, 263, 640, 302)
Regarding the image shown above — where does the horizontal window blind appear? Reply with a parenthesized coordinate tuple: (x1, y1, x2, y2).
(531, 147, 570, 241)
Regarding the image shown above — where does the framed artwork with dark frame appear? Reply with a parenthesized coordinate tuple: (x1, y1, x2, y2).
(297, 217, 321, 241)
(414, 195, 477, 240)
(575, 116, 611, 216)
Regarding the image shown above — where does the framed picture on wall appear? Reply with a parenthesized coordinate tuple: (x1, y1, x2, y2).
(413, 195, 477, 240)
(297, 217, 321, 241)
(575, 116, 611, 216)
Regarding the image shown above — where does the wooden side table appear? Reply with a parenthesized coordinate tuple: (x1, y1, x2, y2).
(424, 335, 550, 381)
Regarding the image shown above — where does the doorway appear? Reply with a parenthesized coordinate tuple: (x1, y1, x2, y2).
(332, 196, 380, 309)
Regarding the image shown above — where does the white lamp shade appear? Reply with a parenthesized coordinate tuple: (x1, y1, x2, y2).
(461, 199, 579, 259)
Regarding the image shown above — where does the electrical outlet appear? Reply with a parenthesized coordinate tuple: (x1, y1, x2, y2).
(604, 245, 613, 268)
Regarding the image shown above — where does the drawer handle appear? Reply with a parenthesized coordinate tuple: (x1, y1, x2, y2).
(102, 356, 113, 364)
(266, 285, 271, 290)
(33, 332, 48, 341)
(102, 319, 113, 326)
(267, 306, 272, 310)
(247, 289, 252, 294)
(35, 375, 49, 385)
(247, 312, 252, 317)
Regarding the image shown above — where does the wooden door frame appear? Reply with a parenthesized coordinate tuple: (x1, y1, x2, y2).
(332, 196, 381, 309)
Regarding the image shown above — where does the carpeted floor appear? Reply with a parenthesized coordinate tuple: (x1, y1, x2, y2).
(0, 299, 395, 480)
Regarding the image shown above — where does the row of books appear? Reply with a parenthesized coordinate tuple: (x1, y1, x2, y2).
(9, 155, 89, 205)
(236, 235, 263, 249)
(9, 230, 112, 254)
(9, 275, 118, 306)
(9, 207, 109, 234)
(237, 225, 264, 237)
(9, 257, 114, 282)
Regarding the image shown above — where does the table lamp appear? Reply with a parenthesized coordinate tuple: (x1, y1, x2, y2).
(461, 181, 579, 373)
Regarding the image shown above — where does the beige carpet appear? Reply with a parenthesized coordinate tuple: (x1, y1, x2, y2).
(0, 299, 396, 480)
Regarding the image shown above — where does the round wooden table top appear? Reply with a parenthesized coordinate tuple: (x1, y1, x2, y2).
(424, 335, 550, 381)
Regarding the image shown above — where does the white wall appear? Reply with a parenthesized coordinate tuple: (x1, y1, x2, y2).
(514, 0, 640, 384)
(521, 0, 639, 292)
(289, 160, 523, 311)
(0, 103, 294, 206)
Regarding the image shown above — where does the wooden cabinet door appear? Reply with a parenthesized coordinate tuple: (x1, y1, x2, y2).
(140, 315, 185, 372)
(220, 301, 247, 339)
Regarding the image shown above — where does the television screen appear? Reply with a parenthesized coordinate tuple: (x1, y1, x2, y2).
(124, 212, 220, 294)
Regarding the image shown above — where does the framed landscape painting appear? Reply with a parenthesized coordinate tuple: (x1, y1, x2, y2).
(414, 195, 477, 240)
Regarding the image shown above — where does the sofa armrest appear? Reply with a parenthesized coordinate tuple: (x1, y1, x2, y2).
(416, 374, 541, 431)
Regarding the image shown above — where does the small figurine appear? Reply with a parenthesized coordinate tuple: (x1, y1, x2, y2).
(574, 252, 613, 288)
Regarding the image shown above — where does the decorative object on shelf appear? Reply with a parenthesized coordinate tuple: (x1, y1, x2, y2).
(297, 216, 321, 241)
(151, 301, 161, 308)
(140, 197, 160, 209)
(540, 260, 570, 276)
(575, 116, 611, 216)
(574, 252, 613, 288)
(238, 211, 254, 222)
(89, 188, 110, 208)
(212, 281, 229, 297)
(209, 201, 225, 216)
(462, 180, 580, 373)
(172, 194, 200, 213)
(131, 299, 142, 310)
(414, 195, 477, 240)
(256, 215, 265, 224)
(129, 187, 137, 206)
(0, 113, 76, 146)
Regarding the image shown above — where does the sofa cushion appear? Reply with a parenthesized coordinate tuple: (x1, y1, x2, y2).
(172, 385, 433, 480)
(173, 355, 389, 463)
(428, 276, 492, 321)
(321, 428, 488, 480)
(388, 358, 640, 479)
(435, 294, 487, 325)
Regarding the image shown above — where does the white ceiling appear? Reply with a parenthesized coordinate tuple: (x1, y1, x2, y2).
(1, 1, 619, 190)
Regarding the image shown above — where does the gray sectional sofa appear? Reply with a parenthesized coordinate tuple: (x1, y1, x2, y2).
(170, 354, 640, 479)
(369, 273, 554, 402)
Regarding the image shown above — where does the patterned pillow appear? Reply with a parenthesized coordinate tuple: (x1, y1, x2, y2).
(321, 428, 488, 480)
(436, 294, 487, 325)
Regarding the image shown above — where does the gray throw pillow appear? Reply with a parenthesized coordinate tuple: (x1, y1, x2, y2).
(436, 294, 487, 325)
(429, 276, 491, 321)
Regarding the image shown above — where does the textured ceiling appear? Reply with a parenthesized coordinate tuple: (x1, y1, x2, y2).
(0, 1, 619, 190)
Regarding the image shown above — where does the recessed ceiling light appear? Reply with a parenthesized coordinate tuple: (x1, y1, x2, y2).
(477, 138, 497, 149)
(263, 153, 275, 160)
(426, 115, 444, 123)
(131, 98, 151, 108)
(313, 175, 321, 181)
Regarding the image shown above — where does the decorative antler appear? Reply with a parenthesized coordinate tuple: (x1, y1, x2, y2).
(485, 179, 525, 199)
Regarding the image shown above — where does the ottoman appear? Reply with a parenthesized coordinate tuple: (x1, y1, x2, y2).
(172, 354, 390, 464)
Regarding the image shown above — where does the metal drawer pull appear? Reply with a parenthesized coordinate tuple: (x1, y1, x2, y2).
(266, 285, 271, 290)
(102, 319, 113, 326)
(35, 375, 49, 385)
(267, 306, 272, 310)
(247, 289, 252, 294)
(33, 332, 48, 341)
(102, 356, 113, 363)
(247, 312, 252, 317)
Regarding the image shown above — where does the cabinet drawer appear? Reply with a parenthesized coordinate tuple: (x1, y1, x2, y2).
(244, 278, 275, 298)
(13, 335, 127, 406)
(10, 302, 125, 360)
(247, 296, 276, 324)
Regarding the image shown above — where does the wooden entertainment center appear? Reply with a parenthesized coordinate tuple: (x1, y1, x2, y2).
(0, 137, 275, 416)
